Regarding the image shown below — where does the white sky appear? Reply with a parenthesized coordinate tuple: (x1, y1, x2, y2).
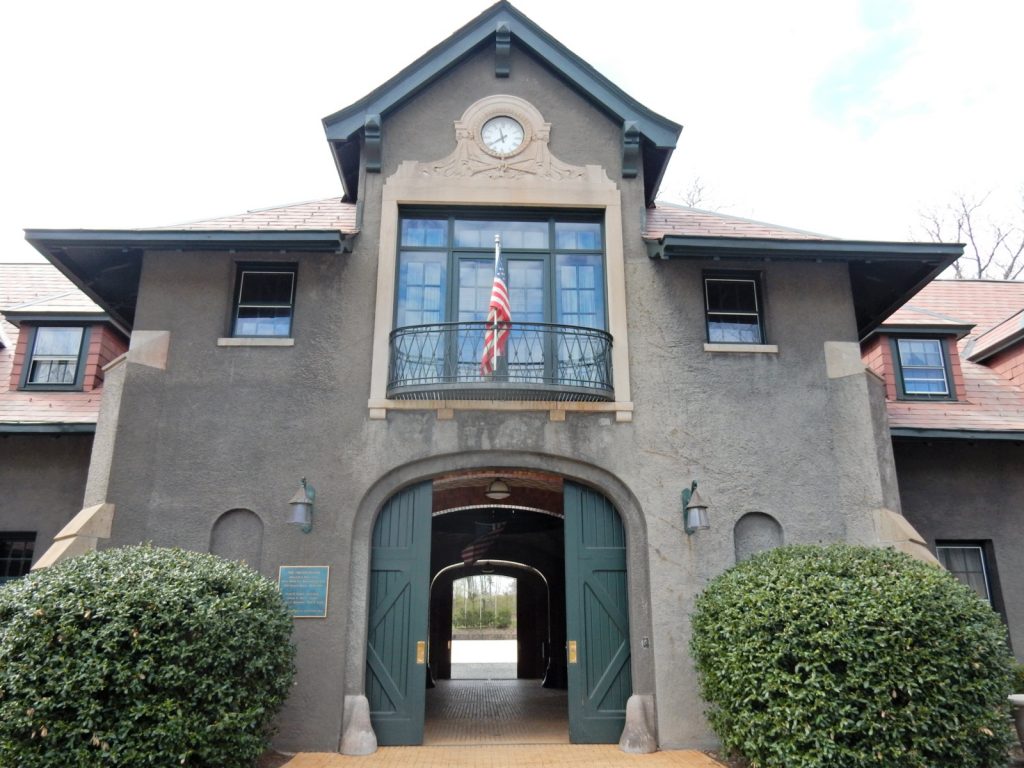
(2, 0, 1022, 263)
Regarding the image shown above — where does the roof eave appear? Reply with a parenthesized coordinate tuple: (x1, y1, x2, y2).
(644, 235, 964, 261)
(969, 329, 1024, 363)
(0, 423, 97, 435)
(644, 235, 963, 338)
(866, 323, 976, 341)
(25, 229, 355, 332)
(2, 311, 111, 328)
(892, 427, 1024, 442)
(26, 229, 353, 252)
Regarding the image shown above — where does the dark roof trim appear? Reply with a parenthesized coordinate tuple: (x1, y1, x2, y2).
(2, 312, 111, 328)
(0, 423, 96, 435)
(323, 1, 681, 205)
(644, 235, 964, 262)
(892, 427, 1024, 442)
(865, 323, 975, 341)
(969, 328, 1024, 363)
(25, 229, 352, 253)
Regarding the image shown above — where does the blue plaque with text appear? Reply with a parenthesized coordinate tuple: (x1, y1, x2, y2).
(279, 566, 330, 618)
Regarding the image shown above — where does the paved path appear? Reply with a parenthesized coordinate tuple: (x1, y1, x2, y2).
(282, 745, 726, 767)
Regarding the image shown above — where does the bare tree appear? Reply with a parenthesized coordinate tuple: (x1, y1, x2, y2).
(681, 177, 709, 208)
(919, 191, 1024, 280)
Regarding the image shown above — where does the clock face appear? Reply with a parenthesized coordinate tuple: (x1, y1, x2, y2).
(481, 116, 525, 155)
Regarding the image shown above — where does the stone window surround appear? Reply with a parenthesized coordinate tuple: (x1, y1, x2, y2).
(366, 104, 633, 422)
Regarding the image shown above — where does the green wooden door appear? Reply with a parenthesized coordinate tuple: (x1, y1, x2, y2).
(366, 481, 432, 745)
(564, 481, 632, 743)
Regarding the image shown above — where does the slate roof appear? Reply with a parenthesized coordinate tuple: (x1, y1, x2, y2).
(153, 198, 358, 233)
(644, 202, 834, 241)
(0, 264, 104, 428)
(881, 279, 1024, 435)
(152, 196, 828, 241)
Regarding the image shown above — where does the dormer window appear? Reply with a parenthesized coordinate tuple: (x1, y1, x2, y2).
(893, 337, 953, 400)
(21, 326, 88, 390)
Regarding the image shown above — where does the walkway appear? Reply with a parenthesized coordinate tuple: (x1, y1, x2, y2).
(425, 679, 566, 745)
(282, 746, 725, 767)
(281, 678, 726, 766)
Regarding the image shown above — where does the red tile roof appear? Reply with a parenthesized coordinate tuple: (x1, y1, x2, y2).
(881, 280, 1024, 434)
(146, 197, 833, 243)
(644, 202, 834, 241)
(151, 198, 358, 233)
(0, 264, 104, 427)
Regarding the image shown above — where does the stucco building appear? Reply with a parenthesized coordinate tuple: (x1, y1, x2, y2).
(862, 279, 1024, 659)
(8, 0, 1018, 756)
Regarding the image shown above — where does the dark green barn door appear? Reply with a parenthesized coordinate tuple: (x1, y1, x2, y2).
(564, 481, 632, 743)
(366, 481, 432, 745)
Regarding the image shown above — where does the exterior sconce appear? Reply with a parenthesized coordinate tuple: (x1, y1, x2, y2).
(288, 478, 315, 533)
(485, 478, 511, 500)
(682, 480, 710, 535)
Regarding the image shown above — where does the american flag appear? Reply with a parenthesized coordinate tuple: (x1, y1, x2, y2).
(480, 234, 511, 375)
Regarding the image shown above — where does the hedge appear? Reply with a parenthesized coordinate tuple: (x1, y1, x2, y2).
(0, 545, 295, 767)
(690, 544, 1015, 768)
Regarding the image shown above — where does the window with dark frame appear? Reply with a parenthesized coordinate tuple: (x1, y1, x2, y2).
(935, 543, 993, 605)
(0, 533, 36, 583)
(22, 326, 87, 388)
(893, 337, 952, 399)
(393, 211, 607, 387)
(703, 273, 764, 344)
(232, 265, 297, 337)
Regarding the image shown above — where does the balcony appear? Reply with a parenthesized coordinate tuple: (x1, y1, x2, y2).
(387, 321, 613, 402)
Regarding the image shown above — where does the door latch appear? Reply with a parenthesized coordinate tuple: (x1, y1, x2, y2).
(416, 640, 426, 665)
(567, 640, 577, 664)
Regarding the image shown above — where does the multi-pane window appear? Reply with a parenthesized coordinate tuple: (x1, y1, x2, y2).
(232, 266, 297, 337)
(936, 544, 992, 604)
(24, 327, 86, 387)
(0, 533, 36, 583)
(394, 212, 606, 386)
(895, 338, 950, 397)
(396, 214, 605, 333)
(704, 274, 764, 344)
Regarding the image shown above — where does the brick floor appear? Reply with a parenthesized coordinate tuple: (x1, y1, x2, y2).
(282, 745, 725, 767)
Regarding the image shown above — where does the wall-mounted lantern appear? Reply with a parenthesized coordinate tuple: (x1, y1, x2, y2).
(288, 477, 315, 534)
(682, 480, 710, 535)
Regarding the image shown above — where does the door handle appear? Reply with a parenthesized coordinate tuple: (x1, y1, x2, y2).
(567, 640, 577, 664)
(416, 640, 426, 665)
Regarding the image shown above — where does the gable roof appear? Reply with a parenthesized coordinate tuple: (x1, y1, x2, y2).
(880, 279, 1024, 438)
(322, 1, 681, 206)
(0, 263, 104, 431)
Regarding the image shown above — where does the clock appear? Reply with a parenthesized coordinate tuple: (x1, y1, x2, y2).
(480, 115, 525, 156)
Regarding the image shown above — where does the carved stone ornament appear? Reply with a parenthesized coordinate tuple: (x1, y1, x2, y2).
(400, 95, 590, 182)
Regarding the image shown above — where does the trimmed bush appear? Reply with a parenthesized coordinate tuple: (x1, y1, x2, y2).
(0, 546, 295, 767)
(691, 545, 1015, 768)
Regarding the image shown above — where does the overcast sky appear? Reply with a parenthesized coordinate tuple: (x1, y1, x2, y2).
(2, 0, 1022, 264)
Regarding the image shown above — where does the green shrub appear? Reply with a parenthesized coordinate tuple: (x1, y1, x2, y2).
(1013, 662, 1024, 694)
(0, 545, 296, 767)
(690, 544, 1015, 768)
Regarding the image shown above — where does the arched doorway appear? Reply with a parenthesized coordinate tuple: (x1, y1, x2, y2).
(364, 469, 632, 746)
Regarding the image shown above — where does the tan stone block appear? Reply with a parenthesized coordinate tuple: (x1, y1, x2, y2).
(53, 503, 115, 541)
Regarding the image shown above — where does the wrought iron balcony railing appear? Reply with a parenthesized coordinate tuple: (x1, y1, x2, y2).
(387, 321, 613, 401)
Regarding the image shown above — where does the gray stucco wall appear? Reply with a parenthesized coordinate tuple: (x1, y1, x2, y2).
(0, 433, 91, 566)
(96, 40, 897, 753)
(894, 438, 1024, 661)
